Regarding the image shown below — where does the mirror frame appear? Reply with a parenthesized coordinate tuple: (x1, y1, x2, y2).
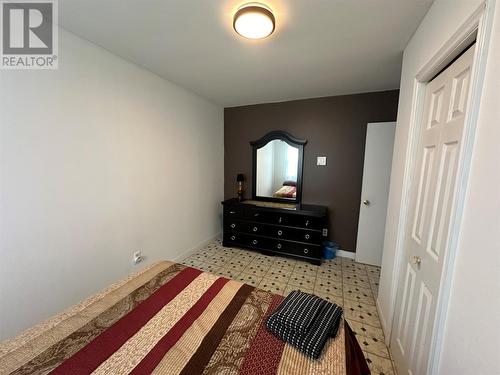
(250, 130, 307, 204)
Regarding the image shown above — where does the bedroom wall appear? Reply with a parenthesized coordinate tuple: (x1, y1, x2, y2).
(378, 0, 500, 373)
(224, 91, 399, 252)
(0, 29, 224, 340)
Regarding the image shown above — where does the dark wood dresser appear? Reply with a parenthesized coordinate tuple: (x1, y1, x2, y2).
(222, 198, 327, 265)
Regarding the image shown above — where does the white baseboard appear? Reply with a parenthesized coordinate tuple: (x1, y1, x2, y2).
(336, 249, 356, 259)
(172, 232, 221, 262)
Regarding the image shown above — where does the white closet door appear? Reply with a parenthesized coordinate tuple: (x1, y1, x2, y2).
(391, 44, 475, 375)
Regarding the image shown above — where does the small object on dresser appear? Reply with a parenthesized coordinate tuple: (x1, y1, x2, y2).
(237, 173, 245, 201)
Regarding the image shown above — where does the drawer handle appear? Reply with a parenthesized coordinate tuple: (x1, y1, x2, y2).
(252, 239, 258, 245)
(277, 230, 283, 236)
(230, 223, 236, 229)
(304, 248, 309, 254)
(229, 211, 236, 214)
(253, 226, 258, 232)
(305, 220, 310, 226)
(254, 213, 260, 217)
(230, 235, 236, 241)
(278, 216, 283, 223)
(305, 234, 310, 240)
(277, 243, 282, 249)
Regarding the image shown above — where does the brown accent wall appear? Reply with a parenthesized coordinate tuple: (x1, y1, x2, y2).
(224, 90, 399, 252)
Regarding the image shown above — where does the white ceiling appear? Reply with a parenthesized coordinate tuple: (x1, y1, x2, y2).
(59, 0, 433, 107)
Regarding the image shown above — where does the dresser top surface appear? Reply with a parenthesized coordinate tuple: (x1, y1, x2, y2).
(222, 198, 326, 217)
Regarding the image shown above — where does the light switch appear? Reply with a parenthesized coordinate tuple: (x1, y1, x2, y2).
(317, 156, 327, 166)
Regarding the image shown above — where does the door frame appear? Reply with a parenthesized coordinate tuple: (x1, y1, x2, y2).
(386, 1, 495, 374)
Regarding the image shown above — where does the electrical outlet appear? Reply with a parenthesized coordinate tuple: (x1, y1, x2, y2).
(322, 228, 328, 237)
(133, 251, 143, 264)
(317, 156, 327, 166)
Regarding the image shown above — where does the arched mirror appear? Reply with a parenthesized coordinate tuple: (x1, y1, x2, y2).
(251, 131, 307, 203)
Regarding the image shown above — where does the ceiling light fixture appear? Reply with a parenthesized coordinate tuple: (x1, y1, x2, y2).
(233, 3, 275, 39)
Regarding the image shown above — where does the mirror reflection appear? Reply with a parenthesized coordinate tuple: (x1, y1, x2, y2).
(256, 139, 299, 200)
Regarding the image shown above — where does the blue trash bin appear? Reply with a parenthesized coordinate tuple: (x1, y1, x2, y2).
(323, 240, 339, 259)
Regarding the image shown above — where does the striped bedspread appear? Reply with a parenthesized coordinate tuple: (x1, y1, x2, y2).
(0, 261, 367, 375)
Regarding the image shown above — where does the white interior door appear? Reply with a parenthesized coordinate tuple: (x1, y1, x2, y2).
(391, 44, 475, 375)
(356, 122, 396, 266)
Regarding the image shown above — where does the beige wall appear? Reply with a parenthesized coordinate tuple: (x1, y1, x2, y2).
(378, 0, 500, 373)
(0, 29, 224, 340)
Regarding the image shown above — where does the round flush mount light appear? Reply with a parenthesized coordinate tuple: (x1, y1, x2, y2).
(233, 3, 275, 39)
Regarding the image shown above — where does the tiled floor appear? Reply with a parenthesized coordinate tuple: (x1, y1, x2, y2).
(181, 239, 397, 375)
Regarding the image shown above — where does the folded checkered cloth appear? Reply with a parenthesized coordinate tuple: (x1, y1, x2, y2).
(269, 290, 326, 333)
(266, 291, 343, 359)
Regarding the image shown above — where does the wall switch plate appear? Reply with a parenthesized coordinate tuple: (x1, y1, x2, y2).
(133, 251, 143, 264)
(317, 156, 327, 166)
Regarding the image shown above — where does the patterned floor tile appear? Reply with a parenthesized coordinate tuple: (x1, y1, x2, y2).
(181, 257, 205, 268)
(251, 254, 275, 266)
(258, 278, 287, 295)
(314, 278, 343, 297)
(357, 334, 391, 358)
(283, 284, 313, 296)
(343, 262, 368, 274)
(345, 308, 381, 328)
(273, 257, 297, 268)
(363, 351, 395, 375)
(343, 284, 373, 298)
(216, 266, 242, 279)
(203, 256, 230, 267)
(343, 274, 372, 288)
(288, 273, 316, 289)
(265, 269, 292, 284)
(224, 261, 248, 273)
(321, 258, 342, 268)
(243, 262, 271, 278)
(313, 290, 343, 306)
(317, 267, 342, 281)
(346, 319, 385, 342)
(369, 278, 380, 290)
(345, 292, 376, 306)
(195, 262, 221, 274)
(236, 272, 262, 287)
(228, 256, 252, 267)
(367, 268, 381, 279)
(344, 299, 379, 316)
(234, 252, 257, 264)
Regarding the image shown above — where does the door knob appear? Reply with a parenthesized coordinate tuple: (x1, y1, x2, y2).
(363, 200, 370, 206)
(411, 255, 422, 266)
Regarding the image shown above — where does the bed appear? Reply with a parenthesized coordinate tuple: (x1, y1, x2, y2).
(273, 181, 297, 199)
(0, 261, 369, 375)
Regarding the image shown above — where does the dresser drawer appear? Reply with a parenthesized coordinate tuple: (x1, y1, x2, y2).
(271, 239, 322, 258)
(223, 232, 272, 249)
(263, 225, 321, 244)
(256, 212, 323, 230)
(223, 220, 261, 234)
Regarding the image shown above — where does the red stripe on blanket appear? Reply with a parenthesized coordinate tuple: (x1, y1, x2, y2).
(50, 267, 202, 375)
(239, 295, 286, 375)
(130, 277, 230, 375)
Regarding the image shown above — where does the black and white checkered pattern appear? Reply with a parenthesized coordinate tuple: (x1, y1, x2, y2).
(266, 290, 343, 359)
(268, 290, 326, 333)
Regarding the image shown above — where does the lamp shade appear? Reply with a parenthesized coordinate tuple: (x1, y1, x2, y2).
(237, 173, 245, 182)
